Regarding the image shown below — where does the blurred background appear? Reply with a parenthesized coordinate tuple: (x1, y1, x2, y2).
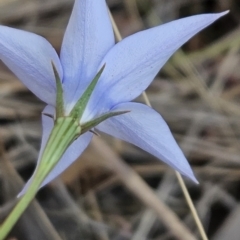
(0, 0, 239, 239)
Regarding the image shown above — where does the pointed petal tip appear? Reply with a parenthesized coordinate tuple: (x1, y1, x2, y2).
(185, 170, 199, 184)
(191, 174, 199, 184)
(222, 10, 230, 15)
(17, 182, 30, 198)
(218, 10, 230, 17)
(208, 10, 229, 19)
(195, 179, 200, 185)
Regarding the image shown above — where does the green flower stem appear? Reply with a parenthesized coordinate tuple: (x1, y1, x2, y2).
(0, 117, 81, 240)
(0, 171, 44, 240)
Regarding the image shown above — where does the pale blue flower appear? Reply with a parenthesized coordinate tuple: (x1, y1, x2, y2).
(0, 0, 227, 195)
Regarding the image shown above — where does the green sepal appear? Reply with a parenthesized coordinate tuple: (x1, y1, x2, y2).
(81, 110, 130, 134)
(70, 64, 105, 120)
(51, 61, 64, 118)
(34, 116, 81, 186)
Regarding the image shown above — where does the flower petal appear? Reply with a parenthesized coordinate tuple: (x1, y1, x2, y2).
(97, 102, 197, 182)
(61, 0, 114, 111)
(18, 106, 93, 197)
(84, 11, 228, 120)
(0, 26, 62, 105)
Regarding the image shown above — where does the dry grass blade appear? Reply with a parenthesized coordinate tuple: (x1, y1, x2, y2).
(131, 174, 175, 240)
(91, 137, 197, 240)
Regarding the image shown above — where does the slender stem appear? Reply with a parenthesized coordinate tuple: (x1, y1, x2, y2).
(0, 117, 81, 240)
(108, 9, 208, 240)
(0, 172, 44, 240)
(176, 172, 208, 240)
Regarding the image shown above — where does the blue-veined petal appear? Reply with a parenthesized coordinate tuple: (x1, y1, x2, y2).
(96, 102, 197, 182)
(18, 106, 93, 197)
(61, 0, 114, 112)
(83, 12, 228, 120)
(0, 26, 62, 105)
